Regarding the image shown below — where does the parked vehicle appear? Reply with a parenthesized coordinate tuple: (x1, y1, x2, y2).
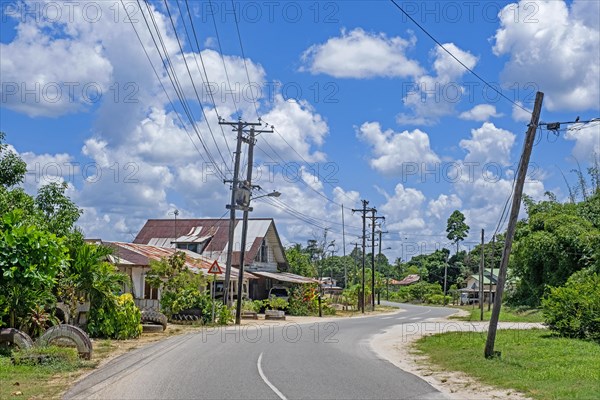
(460, 292, 480, 305)
(268, 285, 290, 302)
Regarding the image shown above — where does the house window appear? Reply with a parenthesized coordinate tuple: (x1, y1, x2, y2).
(144, 279, 159, 300)
(255, 239, 268, 263)
(177, 243, 199, 253)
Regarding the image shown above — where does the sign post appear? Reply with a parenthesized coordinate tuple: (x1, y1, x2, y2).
(207, 261, 223, 323)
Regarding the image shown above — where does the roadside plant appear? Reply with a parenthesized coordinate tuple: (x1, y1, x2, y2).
(242, 299, 263, 313)
(265, 296, 288, 311)
(0, 210, 69, 329)
(216, 304, 234, 325)
(21, 304, 59, 338)
(542, 270, 600, 342)
(146, 252, 207, 318)
(87, 293, 142, 340)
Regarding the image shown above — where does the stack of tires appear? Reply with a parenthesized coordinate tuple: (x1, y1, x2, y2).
(170, 308, 203, 323)
(140, 310, 168, 333)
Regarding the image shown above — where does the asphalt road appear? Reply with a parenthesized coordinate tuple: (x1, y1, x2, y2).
(65, 302, 456, 400)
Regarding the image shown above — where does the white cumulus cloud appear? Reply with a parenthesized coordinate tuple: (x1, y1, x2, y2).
(459, 104, 502, 121)
(300, 28, 422, 78)
(493, 0, 600, 111)
(357, 121, 440, 176)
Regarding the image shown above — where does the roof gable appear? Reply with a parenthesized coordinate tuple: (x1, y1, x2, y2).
(133, 218, 287, 267)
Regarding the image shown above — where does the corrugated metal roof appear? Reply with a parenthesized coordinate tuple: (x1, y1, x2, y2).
(252, 271, 318, 284)
(133, 218, 287, 267)
(105, 241, 257, 280)
(173, 234, 212, 244)
(393, 274, 421, 286)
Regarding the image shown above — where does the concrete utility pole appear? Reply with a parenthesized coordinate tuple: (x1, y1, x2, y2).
(485, 91, 544, 358)
(220, 118, 263, 306)
(352, 200, 371, 313)
(479, 228, 485, 321)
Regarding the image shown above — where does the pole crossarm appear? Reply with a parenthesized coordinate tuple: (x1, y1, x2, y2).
(219, 118, 273, 308)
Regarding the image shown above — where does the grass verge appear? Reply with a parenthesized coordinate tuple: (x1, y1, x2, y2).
(449, 306, 544, 323)
(415, 329, 600, 399)
(0, 324, 200, 399)
(0, 346, 93, 399)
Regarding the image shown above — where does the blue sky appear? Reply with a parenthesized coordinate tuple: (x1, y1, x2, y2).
(1, 0, 599, 261)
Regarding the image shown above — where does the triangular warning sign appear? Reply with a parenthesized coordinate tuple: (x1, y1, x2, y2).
(207, 260, 223, 274)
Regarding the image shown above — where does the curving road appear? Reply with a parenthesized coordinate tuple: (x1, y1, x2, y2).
(65, 303, 455, 400)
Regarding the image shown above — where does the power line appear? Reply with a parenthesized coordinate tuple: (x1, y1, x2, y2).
(389, 0, 532, 115)
(207, 0, 242, 119)
(137, 0, 227, 180)
(181, 0, 234, 165)
(229, 0, 260, 118)
(162, 0, 232, 174)
(120, 0, 211, 170)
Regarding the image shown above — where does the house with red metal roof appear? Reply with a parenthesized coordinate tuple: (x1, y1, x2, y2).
(102, 241, 258, 311)
(132, 218, 316, 300)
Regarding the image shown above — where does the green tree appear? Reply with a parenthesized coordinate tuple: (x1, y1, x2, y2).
(285, 244, 317, 277)
(446, 210, 470, 255)
(146, 252, 207, 317)
(509, 194, 600, 306)
(0, 132, 27, 187)
(0, 210, 69, 330)
(35, 182, 82, 238)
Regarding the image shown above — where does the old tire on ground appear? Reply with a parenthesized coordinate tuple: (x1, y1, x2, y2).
(36, 324, 92, 360)
(142, 324, 164, 333)
(0, 328, 34, 350)
(141, 310, 167, 330)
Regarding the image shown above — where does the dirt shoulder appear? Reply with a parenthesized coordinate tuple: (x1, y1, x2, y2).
(370, 309, 545, 400)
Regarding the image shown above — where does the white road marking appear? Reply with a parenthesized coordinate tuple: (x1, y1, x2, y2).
(381, 316, 394, 320)
(397, 317, 406, 320)
(257, 352, 287, 400)
(409, 317, 421, 320)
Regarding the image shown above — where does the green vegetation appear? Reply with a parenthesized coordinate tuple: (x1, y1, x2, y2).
(87, 293, 142, 340)
(0, 346, 89, 399)
(415, 329, 600, 400)
(450, 306, 544, 323)
(446, 209, 469, 255)
(145, 252, 232, 325)
(508, 192, 600, 307)
(387, 281, 451, 304)
(264, 295, 288, 311)
(542, 270, 600, 341)
(0, 132, 141, 340)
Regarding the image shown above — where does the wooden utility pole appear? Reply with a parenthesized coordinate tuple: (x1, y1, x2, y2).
(234, 125, 274, 325)
(342, 205, 347, 288)
(352, 200, 371, 313)
(488, 235, 496, 312)
(220, 118, 263, 306)
(443, 250, 449, 305)
(485, 92, 544, 358)
(479, 229, 485, 321)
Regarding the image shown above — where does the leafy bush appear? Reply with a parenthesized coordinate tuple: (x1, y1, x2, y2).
(88, 293, 142, 339)
(287, 285, 317, 316)
(242, 300, 263, 313)
(542, 270, 600, 342)
(20, 304, 59, 338)
(265, 295, 288, 311)
(146, 252, 208, 319)
(216, 304, 234, 325)
(424, 294, 452, 305)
